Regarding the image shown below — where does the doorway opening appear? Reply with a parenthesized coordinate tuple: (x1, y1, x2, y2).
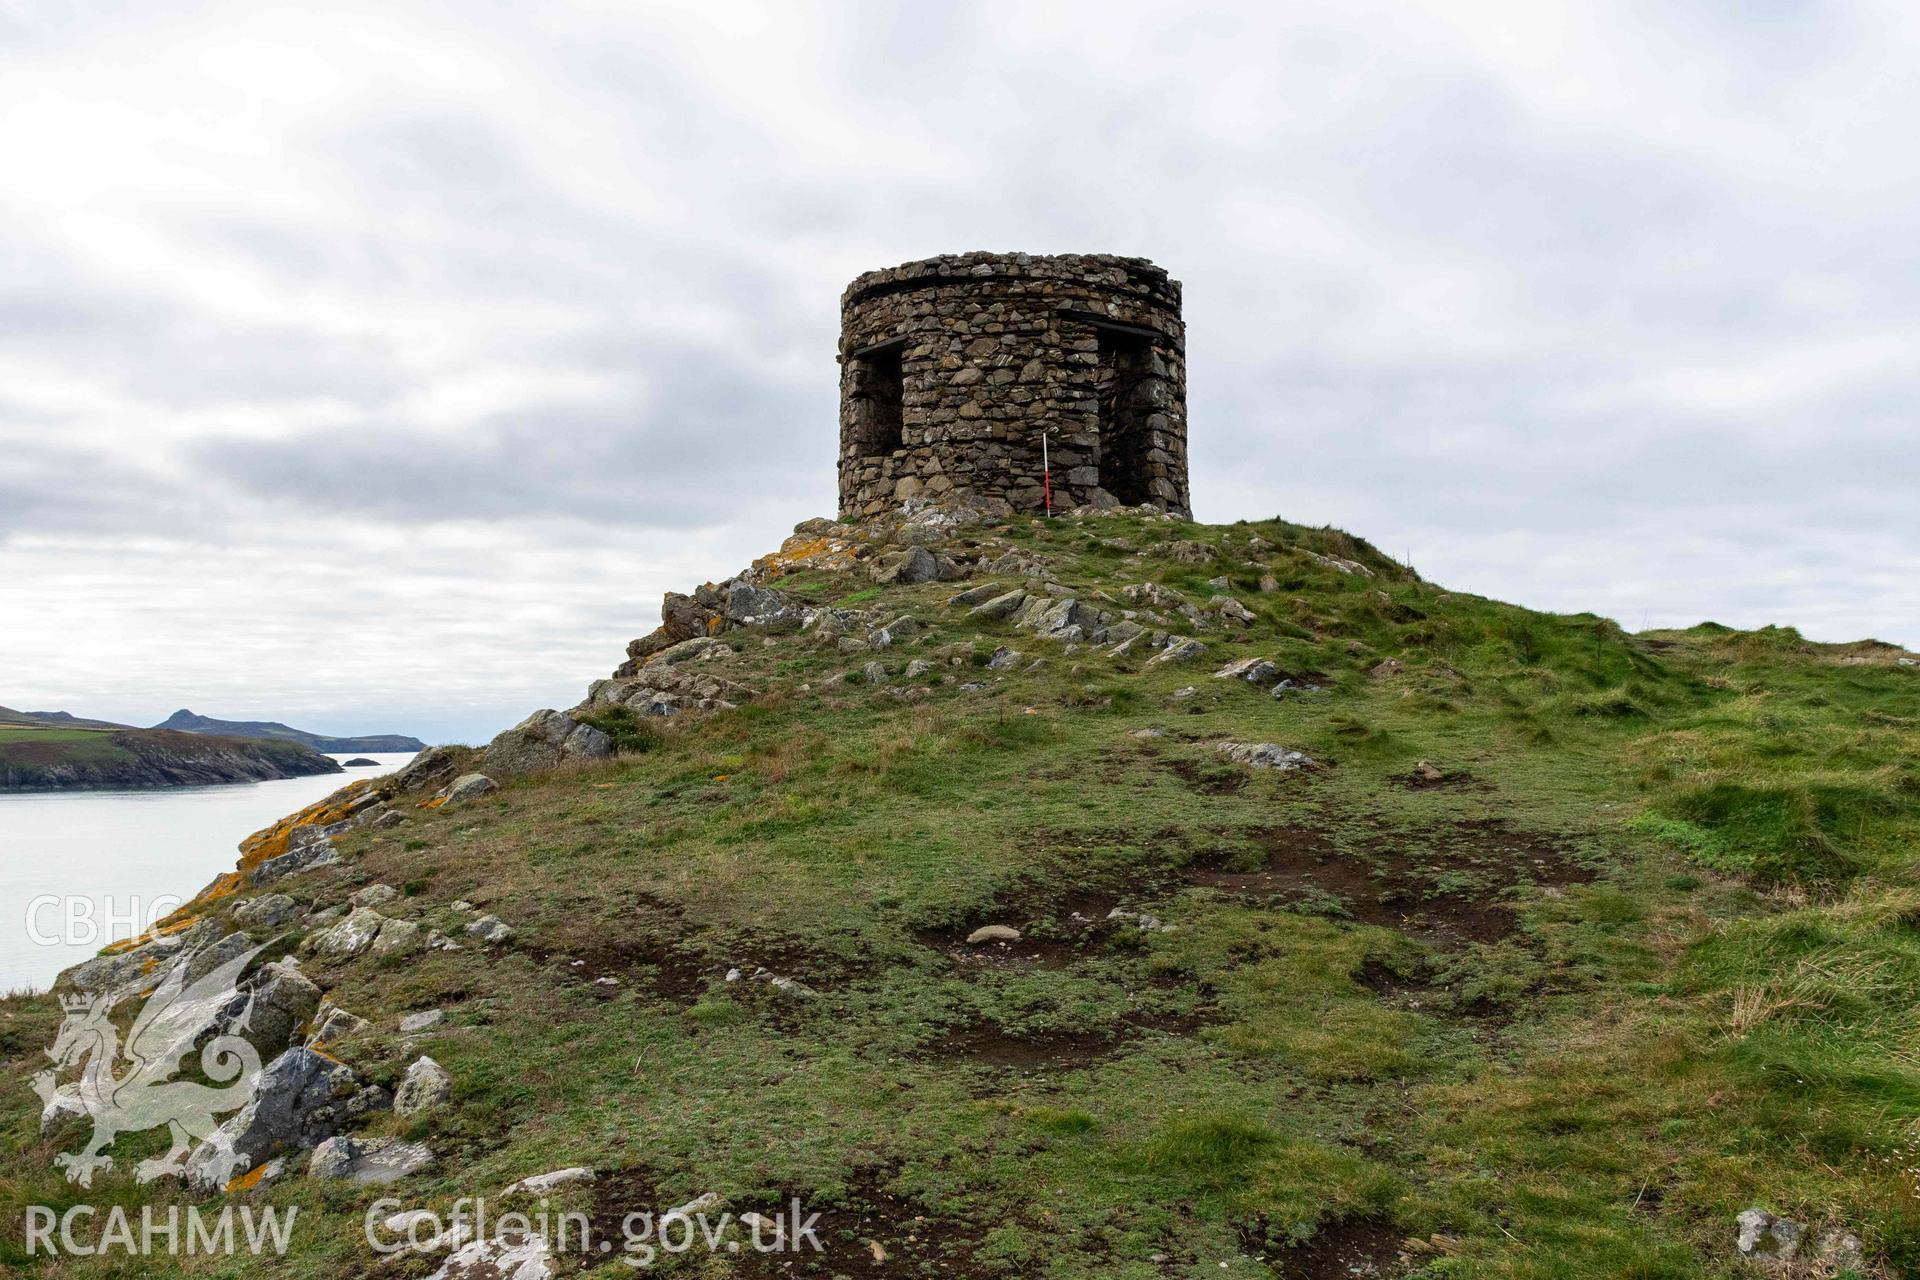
(848, 340, 904, 457)
(1095, 327, 1154, 506)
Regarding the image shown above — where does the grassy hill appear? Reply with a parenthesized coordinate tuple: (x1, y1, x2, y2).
(0, 708, 132, 731)
(3, 506, 1916, 1277)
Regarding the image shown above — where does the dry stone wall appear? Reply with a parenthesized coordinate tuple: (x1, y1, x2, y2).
(838, 252, 1189, 519)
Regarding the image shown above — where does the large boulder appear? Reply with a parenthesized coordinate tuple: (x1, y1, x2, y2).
(480, 711, 611, 777)
(384, 745, 465, 798)
(216, 958, 321, 1058)
(1013, 596, 1109, 643)
(183, 1048, 361, 1192)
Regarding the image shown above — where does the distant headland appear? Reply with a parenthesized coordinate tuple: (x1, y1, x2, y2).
(0, 706, 425, 791)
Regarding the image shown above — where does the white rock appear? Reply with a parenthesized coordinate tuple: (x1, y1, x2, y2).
(466, 915, 511, 944)
(1735, 1208, 1804, 1263)
(308, 1135, 433, 1185)
(502, 1166, 596, 1196)
(426, 1234, 554, 1280)
(664, 1191, 722, 1221)
(305, 908, 388, 958)
(966, 925, 1022, 945)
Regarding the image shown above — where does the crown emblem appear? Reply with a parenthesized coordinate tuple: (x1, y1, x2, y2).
(59, 992, 97, 1013)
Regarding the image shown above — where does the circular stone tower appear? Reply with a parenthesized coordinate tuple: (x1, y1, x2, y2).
(838, 251, 1189, 519)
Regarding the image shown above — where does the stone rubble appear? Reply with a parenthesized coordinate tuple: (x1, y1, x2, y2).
(1216, 742, 1317, 772)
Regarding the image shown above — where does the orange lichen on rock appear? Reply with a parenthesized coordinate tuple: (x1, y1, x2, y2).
(196, 871, 243, 904)
(418, 795, 448, 810)
(233, 780, 375, 876)
(225, 1163, 272, 1193)
(751, 533, 852, 579)
(102, 905, 211, 954)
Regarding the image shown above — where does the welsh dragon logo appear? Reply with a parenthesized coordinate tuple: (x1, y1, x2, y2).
(32, 941, 268, 1187)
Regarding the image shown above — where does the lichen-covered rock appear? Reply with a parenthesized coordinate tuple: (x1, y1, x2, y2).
(579, 652, 754, 721)
(1735, 1208, 1804, 1265)
(370, 917, 425, 958)
(233, 893, 301, 929)
(1167, 540, 1215, 564)
(309, 1134, 434, 1184)
(249, 830, 340, 886)
(1014, 596, 1109, 643)
(304, 908, 387, 958)
(183, 1048, 360, 1192)
(350, 883, 399, 908)
(394, 1056, 453, 1116)
(480, 711, 611, 777)
(55, 918, 219, 995)
(718, 579, 802, 630)
(169, 929, 252, 988)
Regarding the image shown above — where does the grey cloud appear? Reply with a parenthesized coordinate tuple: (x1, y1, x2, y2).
(195, 338, 832, 526)
(0, 0, 1913, 743)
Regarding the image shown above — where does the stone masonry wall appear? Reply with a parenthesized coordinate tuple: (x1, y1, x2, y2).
(838, 252, 1189, 519)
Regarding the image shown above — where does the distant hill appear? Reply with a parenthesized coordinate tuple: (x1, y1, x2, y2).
(18, 708, 134, 730)
(0, 705, 131, 730)
(150, 708, 426, 754)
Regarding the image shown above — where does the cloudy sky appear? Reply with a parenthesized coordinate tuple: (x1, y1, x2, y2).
(1, 1, 1914, 744)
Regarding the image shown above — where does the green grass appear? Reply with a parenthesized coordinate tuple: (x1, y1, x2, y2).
(0, 726, 114, 743)
(3, 509, 1916, 1277)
